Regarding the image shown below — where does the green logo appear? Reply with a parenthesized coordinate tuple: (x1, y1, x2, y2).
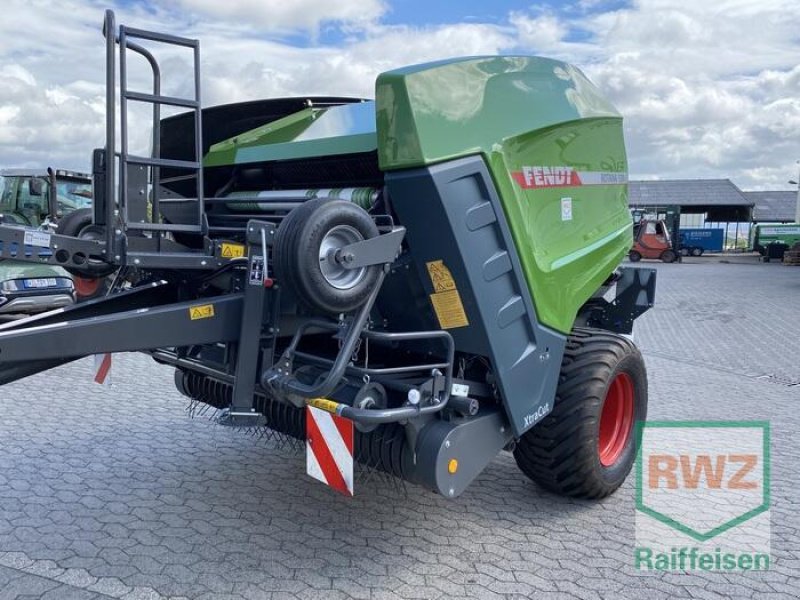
(635, 421, 770, 571)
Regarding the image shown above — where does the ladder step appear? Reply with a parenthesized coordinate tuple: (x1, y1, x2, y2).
(160, 173, 199, 184)
(125, 91, 199, 108)
(127, 223, 203, 233)
(121, 26, 198, 48)
(126, 155, 201, 170)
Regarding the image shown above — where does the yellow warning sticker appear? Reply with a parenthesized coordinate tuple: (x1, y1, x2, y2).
(430, 289, 469, 329)
(189, 304, 215, 320)
(220, 243, 245, 259)
(308, 398, 341, 414)
(425, 260, 469, 329)
(426, 260, 457, 293)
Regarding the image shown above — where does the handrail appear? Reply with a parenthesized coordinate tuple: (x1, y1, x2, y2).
(102, 10, 115, 248)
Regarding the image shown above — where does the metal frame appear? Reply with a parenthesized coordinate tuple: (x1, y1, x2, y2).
(585, 266, 657, 334)
(107, 10, 204, 238)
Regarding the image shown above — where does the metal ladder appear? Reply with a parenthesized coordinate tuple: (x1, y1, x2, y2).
(104, 10, 205, 252)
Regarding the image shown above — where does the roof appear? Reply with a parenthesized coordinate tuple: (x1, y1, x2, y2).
(628, 179, 752, 208)
(744, 191, 797, 223)
(0, 168, 50, 177)
(0, 168, 90, 180)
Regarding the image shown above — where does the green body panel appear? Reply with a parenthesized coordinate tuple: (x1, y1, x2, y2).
(375, 56, 630, 333)
(204, 102, 377, 167)
(488, 120, 630, 333)
(375, 56, 619, 171)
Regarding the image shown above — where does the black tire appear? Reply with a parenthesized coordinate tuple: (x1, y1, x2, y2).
(57, 208, 94, 238)
(273, 198, 380, 314)
(680, 247, 689, 257)
(513, 328, 648, 499)
(628, 250, 642, 262)
(660, 249, 677, 263)
(57, 208, 117, 279)
(692, 247, 703, 257)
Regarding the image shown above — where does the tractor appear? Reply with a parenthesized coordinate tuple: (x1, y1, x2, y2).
(0, 168, 107, 300)
(0, 11, 656, 499)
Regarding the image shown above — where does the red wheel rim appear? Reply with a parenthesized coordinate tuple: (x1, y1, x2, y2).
(73, 276, 101, 299)
(598, 372, 635, 467)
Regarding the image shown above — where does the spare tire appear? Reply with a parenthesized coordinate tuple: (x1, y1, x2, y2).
(57, 208, 94, 238)
(57, 208, 117, 279)
(273, 198, 380, 314)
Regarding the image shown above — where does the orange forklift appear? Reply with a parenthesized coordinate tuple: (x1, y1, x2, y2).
(629, 210, 679, 263)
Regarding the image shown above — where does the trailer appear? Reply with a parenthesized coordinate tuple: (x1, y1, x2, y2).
(0, 11, 656, 500)
(751, 224, 800, 262)
(679, 228, 724, 256)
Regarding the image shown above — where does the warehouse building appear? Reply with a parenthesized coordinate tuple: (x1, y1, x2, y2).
(628, 179, 754, 249)
(745, 191, 798, 224)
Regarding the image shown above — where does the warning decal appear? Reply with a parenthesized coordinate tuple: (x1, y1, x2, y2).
(426, 260, 469, 329)
(430, 290, 469, 329)
(189, 304, 215, 320)
(249, 256, 265, 286)
(306, 405, 354, 496)
(426, 260, 456, 292)
(220, 243, 245, 258)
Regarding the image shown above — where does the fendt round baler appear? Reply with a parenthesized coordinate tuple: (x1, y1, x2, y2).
(0, 11, 656, 499)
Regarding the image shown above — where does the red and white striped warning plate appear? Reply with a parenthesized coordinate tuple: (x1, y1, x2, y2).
(306, 405, 354, 496)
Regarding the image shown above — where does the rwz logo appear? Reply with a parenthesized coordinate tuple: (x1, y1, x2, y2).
(648, 453, 759, 490)
(634, 421, 770, 571)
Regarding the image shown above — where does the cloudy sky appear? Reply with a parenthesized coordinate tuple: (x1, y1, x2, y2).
(0, 0, 798, 190)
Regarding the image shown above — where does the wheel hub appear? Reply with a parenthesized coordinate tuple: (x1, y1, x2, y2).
(598, 372, 635, 467)
(318, 225, 367, 290)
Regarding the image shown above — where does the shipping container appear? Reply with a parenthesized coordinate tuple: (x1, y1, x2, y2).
(678, 228, 724, 256)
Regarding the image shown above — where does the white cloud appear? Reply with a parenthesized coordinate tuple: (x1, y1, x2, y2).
(571, 0, 800, 187)
(510, 12, 568, 52)
(0, 0, 797, 190)
(172, 0, 386, 33)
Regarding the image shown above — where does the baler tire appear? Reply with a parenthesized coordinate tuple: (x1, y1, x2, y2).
(513, 327, 647, 499)
(274, 198, 380, 314)
(628, 250, 642, 262)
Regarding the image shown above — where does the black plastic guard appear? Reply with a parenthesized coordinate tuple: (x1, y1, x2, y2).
(386, 156, 566, 437)
(587, 267, 657, 335)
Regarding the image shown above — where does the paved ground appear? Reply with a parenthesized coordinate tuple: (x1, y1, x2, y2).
(0, 260, 798, 599)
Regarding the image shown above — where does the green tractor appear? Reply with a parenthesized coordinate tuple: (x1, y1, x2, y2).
(0, 169, 90, 314)
(0, 11, 655, 499)
(0, 168, 108, 301)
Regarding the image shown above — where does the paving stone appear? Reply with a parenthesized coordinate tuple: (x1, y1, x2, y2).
(0, 261, 797, 600)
